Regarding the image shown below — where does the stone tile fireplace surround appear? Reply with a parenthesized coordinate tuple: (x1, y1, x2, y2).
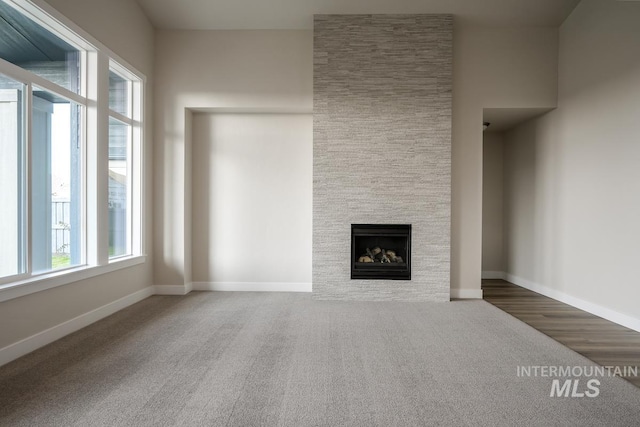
(313, 14, 452, 301)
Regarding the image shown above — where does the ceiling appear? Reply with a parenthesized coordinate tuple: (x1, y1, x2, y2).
(134, 0, 581, 30)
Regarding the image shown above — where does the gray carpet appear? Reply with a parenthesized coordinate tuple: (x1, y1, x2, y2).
(1, 292, 639, 426)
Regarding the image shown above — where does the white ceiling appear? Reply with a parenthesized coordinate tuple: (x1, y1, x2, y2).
(134, 0, 581, 30)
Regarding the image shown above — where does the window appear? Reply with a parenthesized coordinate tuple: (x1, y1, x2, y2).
(0, 0, 144, 290)
(108, 66, 142, 259)
(108, 116, 130, 258)
(0, 0, 86, 278)
(0, 73, 25, 278)
(0, 1, 81, 94)
(31, 88, 84, 271)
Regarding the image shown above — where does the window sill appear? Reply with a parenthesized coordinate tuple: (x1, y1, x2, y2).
(0, 255, 147, 303)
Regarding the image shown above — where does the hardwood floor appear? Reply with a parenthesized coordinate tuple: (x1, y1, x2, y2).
(482, 279, 640, 388)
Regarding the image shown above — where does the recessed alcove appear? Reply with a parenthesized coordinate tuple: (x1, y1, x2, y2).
(190, 110, 312, 289)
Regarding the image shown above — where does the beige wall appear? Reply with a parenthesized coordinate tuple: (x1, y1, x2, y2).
(451, 24, 558, 296)
(482, 131, 505, 274)
(0, 0, 154, 349)
(503, 0, 640, 328)
(153, 30, 312, 289)
(45, 0, 154, 75)
(154, 26, 559, 297)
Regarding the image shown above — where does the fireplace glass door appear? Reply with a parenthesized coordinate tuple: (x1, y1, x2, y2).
(351, 224, 411, 280)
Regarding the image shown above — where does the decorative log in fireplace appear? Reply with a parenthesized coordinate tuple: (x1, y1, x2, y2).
(351, 224, 411, 280)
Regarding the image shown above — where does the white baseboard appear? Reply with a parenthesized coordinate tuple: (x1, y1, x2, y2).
(154, 283, 193, 295)
(192, 282, 312, 292)
(505, 273, 640, 333)
(450, 288, 483, 299)
(482, 271, 507, 280)
(0, 286, 154, 368)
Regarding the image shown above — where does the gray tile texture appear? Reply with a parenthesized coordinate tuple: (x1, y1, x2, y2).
(313, 15, 453, 301)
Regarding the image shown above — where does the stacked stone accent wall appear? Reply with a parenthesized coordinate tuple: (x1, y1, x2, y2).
(313, 15, 453, 301)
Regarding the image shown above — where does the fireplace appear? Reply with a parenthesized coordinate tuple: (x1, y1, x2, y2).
(351, 224, 411, 280)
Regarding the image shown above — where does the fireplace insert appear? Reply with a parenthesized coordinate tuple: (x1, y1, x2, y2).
(351, 224, 411, 280)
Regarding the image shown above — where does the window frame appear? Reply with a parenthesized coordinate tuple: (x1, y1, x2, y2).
(0, 58, 90, 283)
(107, 61, 143, 261)
(30, 86, 87, 274)
(0, 0, 146, 301)
(0, 72, 27, 283)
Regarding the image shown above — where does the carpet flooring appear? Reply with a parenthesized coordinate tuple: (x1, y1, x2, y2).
(1, 292, 639, 426)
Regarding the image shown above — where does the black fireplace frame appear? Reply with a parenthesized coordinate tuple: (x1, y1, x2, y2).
(351, 224, 411, 280)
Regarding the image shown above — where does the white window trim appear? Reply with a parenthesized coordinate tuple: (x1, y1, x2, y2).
(0, 58, 85, 105)
(0, 255, 146, 303)
(0, 0, 147, 301)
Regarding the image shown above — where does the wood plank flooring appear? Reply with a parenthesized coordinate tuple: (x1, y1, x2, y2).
(482, 279, 640, 388)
